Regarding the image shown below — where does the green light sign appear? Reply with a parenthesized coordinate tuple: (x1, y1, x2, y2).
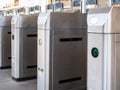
(12, 35, 14, 40)
(91, 47, 99, 58)
(38, 68, 44, 72)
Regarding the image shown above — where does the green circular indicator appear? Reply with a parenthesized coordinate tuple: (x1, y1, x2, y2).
(12, 35, 14, 40)
(91, 47, 99, 58)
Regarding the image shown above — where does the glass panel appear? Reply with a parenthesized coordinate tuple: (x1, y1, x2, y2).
(86, 0, 97, 5)
(73, 0, 81, 7)
(113, 0, 120, 3)
(56, 0, 71, 8)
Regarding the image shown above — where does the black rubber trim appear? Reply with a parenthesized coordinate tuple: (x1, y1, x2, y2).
(12, 76, 37, 82)
(8, 32, 11, 34)
(60, 38, 82, 42)
(8, 57, 11, 59)
(59, 77, 81, 84)
(27, 34, 37, 37)
(27, 65, 37, 69)
(0, 66, 11, 69)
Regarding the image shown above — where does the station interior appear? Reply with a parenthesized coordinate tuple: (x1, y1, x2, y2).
(0, 0, 120, 90)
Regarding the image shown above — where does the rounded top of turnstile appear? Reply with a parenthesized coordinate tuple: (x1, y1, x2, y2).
(0, 16, 12, 27)
(88, 6, 120, 33)
(11, 14, 38, 28)
(37, 10, 87, 30)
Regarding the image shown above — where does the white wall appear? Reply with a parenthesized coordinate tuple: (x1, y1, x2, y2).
(19, 0, 40, 6)
(0, 0, 14, 8)
(0, 0, 41, 9)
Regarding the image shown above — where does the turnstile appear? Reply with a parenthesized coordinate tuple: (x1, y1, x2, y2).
(0, 16, 12, 69)
(37, 10, 87, 90)
(87, 7, 120, 90)
(11, 14, 38, 81)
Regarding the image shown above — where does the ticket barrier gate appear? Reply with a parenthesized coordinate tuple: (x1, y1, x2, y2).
(37, 10, 87, 90)
(87, 7, 120, 90)
(11, 14, 38, 81)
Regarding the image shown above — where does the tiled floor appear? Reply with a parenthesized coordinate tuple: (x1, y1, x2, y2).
(0, 69, 37, 90)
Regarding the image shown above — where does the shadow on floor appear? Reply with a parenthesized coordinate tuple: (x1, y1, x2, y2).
(0, 69, 37, 90)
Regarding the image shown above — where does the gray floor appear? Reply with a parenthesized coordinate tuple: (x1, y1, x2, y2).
(0, 69, 37, 90)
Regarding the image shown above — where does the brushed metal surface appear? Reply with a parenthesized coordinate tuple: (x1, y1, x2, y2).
(0, 16, 12, 68)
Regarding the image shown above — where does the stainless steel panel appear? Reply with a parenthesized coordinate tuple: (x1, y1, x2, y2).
(12, 14, 38, 28)
(88, 7, 111, 14)
(115, 35, 120, 43)
(1, 27, 11, 67)
(11, 25, 20, 78)
(115, 42, 120, 90)
(87, 6, 120, 90)
(38, 10, 87, 30)
(111, 7, 120, 33)
(0, 16, 12, 68)
(0, 16, 12, 26)
(37, 30, 50, 90)
(114, 34, 120, 90)
(88, 6, 120, 33)
(20, 29, 37, 78)
(52, 30, 86, 90)
(87, 33, 104, 90)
